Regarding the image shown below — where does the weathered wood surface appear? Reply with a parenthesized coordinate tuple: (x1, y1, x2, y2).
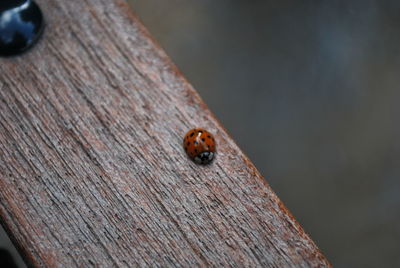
(0, 0, 330, 267)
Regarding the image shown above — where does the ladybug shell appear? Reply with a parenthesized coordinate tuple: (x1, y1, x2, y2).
(183, 128, 216, 164)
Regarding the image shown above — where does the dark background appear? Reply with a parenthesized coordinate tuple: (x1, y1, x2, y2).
(1, 1, 399, 267)
(127, 1, 399, 267)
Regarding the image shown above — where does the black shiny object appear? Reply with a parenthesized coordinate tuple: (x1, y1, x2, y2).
(0, 0, 44, 56)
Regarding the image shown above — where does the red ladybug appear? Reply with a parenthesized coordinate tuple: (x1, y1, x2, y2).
(183, 128, 216, 164)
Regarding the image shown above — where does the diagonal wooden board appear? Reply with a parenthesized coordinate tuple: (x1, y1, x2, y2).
(0, 0, 330, 266)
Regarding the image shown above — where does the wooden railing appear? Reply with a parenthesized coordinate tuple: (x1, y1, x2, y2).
(0, 0, 330, 266)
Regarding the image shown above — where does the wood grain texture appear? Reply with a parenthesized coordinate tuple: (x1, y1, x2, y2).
(0, 0, 330, 267)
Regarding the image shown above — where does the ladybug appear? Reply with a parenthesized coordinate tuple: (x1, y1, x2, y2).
(183, 128, 216, 164)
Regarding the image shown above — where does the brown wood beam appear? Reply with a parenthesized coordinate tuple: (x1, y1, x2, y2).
(0, 0, 330, 266)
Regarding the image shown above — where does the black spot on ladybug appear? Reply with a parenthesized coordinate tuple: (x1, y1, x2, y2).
(201, 138, 205, 142)
(190, 132, 194, 137)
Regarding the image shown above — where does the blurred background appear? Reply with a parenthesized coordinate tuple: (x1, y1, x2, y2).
(127, 1, 400, 267)
(1, 0, 399, 267)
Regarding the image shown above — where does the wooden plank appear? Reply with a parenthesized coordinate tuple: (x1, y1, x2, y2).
(0, 0, 331, 267)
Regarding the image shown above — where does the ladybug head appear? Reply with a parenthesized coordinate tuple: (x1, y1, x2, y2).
(194, 151, 214, 165)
